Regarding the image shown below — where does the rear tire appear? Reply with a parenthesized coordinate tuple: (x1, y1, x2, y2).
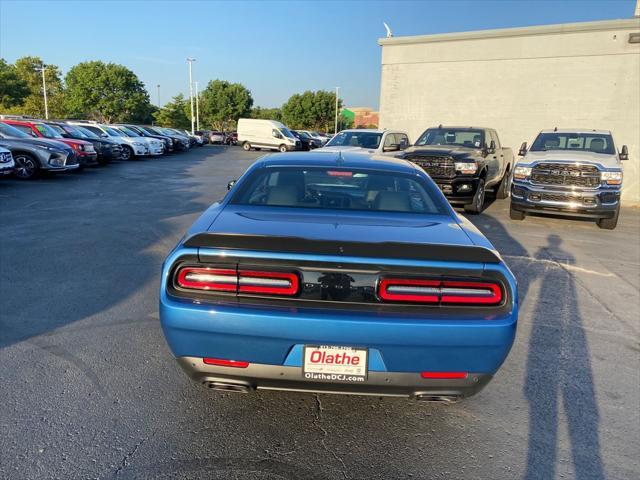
(13, 153, 39, 180)
(596, 206, 619, 230)
(509, 203, 525, 220)
(242, 142, 251, 151)
(464, 179, 485, 214)
(279, 145, 288, 153)
(495, 168, 512, 200)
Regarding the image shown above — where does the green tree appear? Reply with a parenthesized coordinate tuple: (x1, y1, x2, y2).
(200, 80, 253, 130)
(0, 59, 29, 109)
(12, 56, 66, 118)
(250, 106, 282, 121)
(153, 94, 190, 129)
(64, 61, 152, 123)
(281, 90, 341, 131)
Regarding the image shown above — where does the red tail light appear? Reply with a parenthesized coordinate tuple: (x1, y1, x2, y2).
(176, 267, 237, 291)
(175, 266, 299, 296)
(379, 278, 502, 305)
(203, 357, 249, 368)
(421, 372, 468, 379)
(238, 270, 299, 296)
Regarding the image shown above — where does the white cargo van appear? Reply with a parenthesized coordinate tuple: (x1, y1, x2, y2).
(237, 119, 300, 152)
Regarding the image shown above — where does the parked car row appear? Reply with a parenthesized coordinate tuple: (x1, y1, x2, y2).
(0, 116, 204, 180)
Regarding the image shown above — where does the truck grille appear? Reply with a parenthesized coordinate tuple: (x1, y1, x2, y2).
(406, 155, 455, 178)
(540, 193, 583, 203)
(531, 163, 600, 188)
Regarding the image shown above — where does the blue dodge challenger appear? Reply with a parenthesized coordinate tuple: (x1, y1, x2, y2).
(160, 151, 518, 402)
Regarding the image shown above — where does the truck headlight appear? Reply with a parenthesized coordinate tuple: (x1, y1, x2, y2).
(601, 171, 622, 185)
(513, 165, 532, 180)
(454, 162, 477, 174)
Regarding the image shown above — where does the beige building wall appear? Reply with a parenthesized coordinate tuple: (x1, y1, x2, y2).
(378, 19, 640, 203)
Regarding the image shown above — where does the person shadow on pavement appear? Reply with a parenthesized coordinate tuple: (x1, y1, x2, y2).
(524, 234, 605, 480)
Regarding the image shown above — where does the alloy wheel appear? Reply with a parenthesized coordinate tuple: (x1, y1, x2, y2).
(14, 155, 37, 179)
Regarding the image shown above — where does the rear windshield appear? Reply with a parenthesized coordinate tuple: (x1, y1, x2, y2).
(326, 132, 382, 149)
(231, 167, 446, 215)
(530, 133, 615, 154)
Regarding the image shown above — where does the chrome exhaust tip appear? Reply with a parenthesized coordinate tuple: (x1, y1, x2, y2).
(415, 394, 460, 403)
(203, 381, 251, 393)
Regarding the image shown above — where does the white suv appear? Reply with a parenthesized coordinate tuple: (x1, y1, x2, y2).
(319, 129, 410, 156)
(67, 122, 148, 160)
(111, 125, 164, 155)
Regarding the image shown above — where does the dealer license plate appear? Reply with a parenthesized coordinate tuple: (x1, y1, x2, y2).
(303, 345, 368, 383)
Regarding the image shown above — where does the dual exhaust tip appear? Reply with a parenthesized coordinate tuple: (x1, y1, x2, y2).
(203, 380, 461, 403)
(203, 380, 251, 393)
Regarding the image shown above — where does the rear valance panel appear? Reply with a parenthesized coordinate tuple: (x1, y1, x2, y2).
(183, 233, 501, 264)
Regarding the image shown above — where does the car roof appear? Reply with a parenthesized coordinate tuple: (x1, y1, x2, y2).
(539, 128, 612, 134)
(426, 126, 490, 131)
(255, 151, 417, 173)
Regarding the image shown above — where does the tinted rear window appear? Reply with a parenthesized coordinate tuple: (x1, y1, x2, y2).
(231, 167, 447, 215)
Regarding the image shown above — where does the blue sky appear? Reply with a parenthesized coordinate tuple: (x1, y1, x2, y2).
(0, 0, 636, 109)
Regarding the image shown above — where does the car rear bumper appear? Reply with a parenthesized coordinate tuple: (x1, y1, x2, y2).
(176, 356, 492, 399)
(160, 299, 517, 401)
(511, 182, 620, 218)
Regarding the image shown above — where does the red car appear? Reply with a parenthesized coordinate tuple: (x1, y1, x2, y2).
(2, 118, 98, 166)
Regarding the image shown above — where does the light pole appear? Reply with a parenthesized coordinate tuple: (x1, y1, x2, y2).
(35, 65, 49, 120)
(156, 84, 161, 108)
(186, 57, 196, 134)
(194, 81, 200, 131)
(334, 86, 340, 135)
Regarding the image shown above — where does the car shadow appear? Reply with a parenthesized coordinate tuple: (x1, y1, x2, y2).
(0, 147, 219, 350)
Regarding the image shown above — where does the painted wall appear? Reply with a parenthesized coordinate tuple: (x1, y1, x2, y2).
(379, 19, 640, 203)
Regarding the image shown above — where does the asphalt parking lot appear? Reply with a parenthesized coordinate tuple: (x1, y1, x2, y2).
(1, 145, 638, 480)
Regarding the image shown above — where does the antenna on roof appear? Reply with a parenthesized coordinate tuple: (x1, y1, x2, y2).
(438, 124, 443, 129)
(554, 126, 558, 132)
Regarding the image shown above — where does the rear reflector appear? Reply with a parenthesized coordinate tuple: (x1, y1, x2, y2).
(379, 278, 502, 305)
(203, 357, 249, 368)
(176, 266, 299, 296)
(421, 372, 468, 379)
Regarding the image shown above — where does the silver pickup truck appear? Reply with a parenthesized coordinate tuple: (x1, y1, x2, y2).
(510, 129, 627, 229)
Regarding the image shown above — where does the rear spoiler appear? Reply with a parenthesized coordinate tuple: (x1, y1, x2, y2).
(183, 233, 501, 264)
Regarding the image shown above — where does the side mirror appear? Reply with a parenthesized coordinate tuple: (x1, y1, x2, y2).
(383, 143, 400, 152)
(399, 138, 409, 150)
(101, 133, 108, 138)
(227, 180, 236, 190)
(518, 142, 527, 156)
(619, 145, 629, 160)
(484, 140, 496, 155)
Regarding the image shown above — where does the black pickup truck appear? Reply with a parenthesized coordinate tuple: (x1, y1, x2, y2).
(402, 126, 514, 213)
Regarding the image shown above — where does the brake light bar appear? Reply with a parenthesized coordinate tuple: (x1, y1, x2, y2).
(238, 270, 299, 295)
(379, 278, 502, 305)
(175, 266, 299, 296)
(177, 267, 236, 291)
